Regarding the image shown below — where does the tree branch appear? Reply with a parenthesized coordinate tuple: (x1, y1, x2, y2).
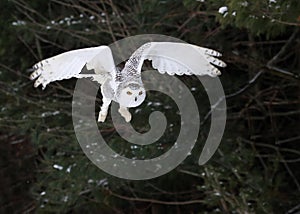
(107, 189, 205, 205)
(266, 28, 300, 80)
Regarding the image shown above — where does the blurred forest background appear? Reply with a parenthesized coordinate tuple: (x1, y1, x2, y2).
(0, 0, 300, 213)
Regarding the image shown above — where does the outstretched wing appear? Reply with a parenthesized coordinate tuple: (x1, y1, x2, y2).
(30, 46, 116, 89)
(125, 42, 226, 77)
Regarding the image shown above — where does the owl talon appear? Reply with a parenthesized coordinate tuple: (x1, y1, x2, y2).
(118, 107, 132, 122)
(97, 96, 111, 123)
(124, 113, 132, 122)
(98, 111, 107, 122)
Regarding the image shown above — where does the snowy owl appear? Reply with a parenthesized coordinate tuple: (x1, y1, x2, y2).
(30, 42, 226, 122)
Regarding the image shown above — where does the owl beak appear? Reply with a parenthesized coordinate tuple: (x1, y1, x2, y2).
(134, 97, 138, 102)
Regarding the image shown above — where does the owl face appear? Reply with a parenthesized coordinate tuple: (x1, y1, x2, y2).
(116, 83, 146, 107)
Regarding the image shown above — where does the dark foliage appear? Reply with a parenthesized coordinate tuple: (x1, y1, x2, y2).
(0, 0, 299, 213)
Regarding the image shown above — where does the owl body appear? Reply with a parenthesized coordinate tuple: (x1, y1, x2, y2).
(100, 74, 145, 108)
(30, 42, 226, 122)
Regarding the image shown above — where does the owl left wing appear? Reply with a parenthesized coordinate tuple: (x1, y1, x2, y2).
(130, 42, 226, 77)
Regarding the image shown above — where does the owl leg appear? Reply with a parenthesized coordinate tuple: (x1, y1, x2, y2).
(118, 106, 132, 122)
(98, 96, 111, 122)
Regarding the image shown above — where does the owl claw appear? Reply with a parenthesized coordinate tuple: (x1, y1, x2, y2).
(124, 113, 132, 122)
(98, 112, 107, 122)
(118, 107, 132, 122)
(98, 113, 106, 123)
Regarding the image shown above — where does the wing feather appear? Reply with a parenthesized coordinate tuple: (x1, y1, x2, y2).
(30, 46, 116, 89)
(133, 42, 226, 77)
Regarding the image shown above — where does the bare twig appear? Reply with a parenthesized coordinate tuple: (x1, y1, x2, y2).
(267, 28, 300, 80)
(276, 136, 300, 145)
(201, 70, 264, 125)
(240, 137, 300, 191)
(286, 203, 300, 214)
(107, 189, 205, 205)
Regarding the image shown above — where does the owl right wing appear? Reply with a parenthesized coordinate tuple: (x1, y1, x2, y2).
(125, 42, 226, 77)
(30, 46, 116, 89)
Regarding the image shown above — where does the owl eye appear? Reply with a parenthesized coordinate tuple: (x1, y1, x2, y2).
(139, 91, 143, 95)
(127, 91, 132, 95)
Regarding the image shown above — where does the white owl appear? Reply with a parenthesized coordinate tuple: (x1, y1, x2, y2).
(30, 42, 226, 122)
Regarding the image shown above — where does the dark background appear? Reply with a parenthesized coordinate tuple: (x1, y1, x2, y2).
(0, 0, 299, 213)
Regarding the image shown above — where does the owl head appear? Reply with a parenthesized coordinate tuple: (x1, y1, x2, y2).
(116, 82, 146, 107)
